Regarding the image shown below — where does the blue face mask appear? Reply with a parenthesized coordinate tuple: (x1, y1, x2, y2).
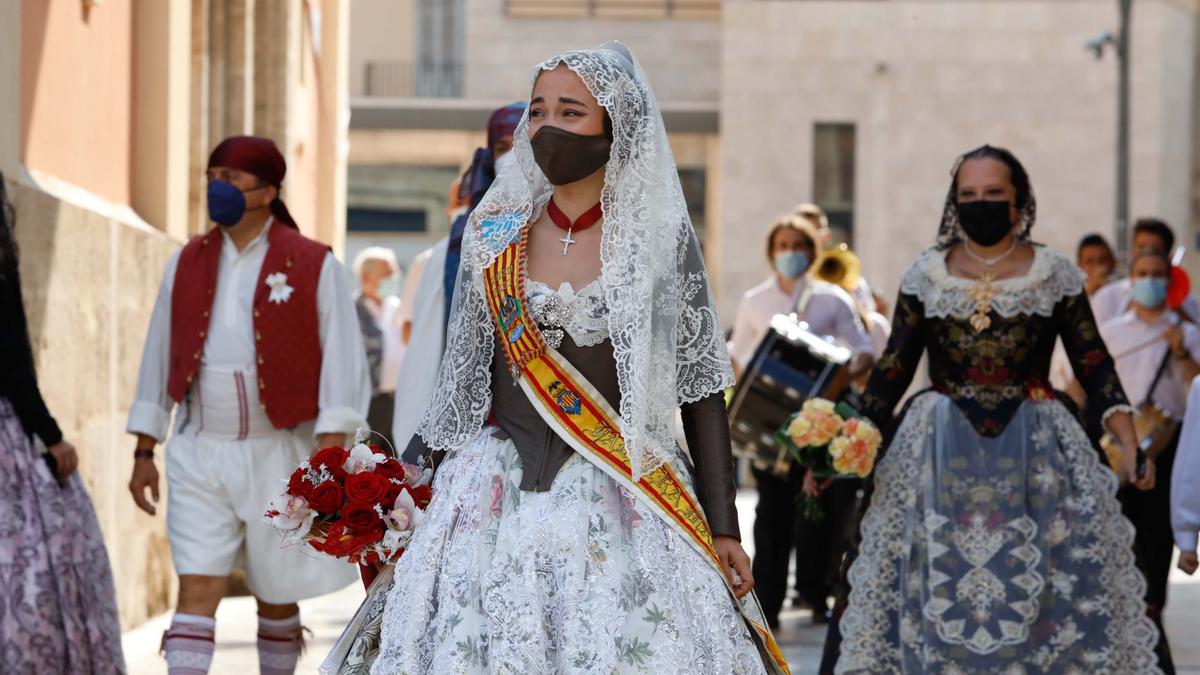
(774, 251, 810, 279)
(1130, 277, 1169, 309)
(207, 180, 248, 227)
(207, 180, 269, 227)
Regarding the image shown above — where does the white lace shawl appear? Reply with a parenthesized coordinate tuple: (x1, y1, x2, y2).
(900, 245, 1085, 320)
(415, 43, 734, 480)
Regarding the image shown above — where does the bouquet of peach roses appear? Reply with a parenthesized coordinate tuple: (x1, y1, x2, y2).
(776, 398, 883, 520)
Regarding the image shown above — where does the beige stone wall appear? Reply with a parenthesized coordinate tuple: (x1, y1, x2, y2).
(717, 0, 1198, 321)
(0, 2, 19, 177)
(348, 0, 416, 96)
(9, 175, 179, 630)
(20, 0, 133, 206)
(462, 0, 721, 103)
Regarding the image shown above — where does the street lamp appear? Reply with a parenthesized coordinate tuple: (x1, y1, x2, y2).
(1086, 0, 1134, 258)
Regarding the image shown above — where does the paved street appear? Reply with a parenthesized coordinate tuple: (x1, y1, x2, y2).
(123, 491, 1200, 673)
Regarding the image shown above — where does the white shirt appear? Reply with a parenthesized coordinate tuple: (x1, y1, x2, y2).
(865, 311, 891, 360)
(1171, 377, 1200, 551)
(1098, 310, 1200, 419)
(363, 295, 405, 393)
(398, 247, 433, 331)
(727, 276, 873, 373)
(392, 240, 449, 452)
(1091, 277, 1200, 325)
(1049, 287, 1106, 392)
(127, 219, 371, 441)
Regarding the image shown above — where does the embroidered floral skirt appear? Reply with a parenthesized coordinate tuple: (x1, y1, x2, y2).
(838, 394, 1160, 674)
(334, 426, 765, 674)
(0, 397, 125, 673)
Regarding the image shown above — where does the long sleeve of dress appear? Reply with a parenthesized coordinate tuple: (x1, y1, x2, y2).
(680, 392, 740, 540)
(1054, 291, 1131, 422)
(1172, 378, 1200, 552)
(1, 265, 63, 446)
(315, 252, 372, 437)
(127, 251, 180, 442)
(853, 291, 927, 431)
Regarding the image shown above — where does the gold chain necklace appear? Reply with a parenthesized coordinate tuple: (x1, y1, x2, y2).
(968, 271, 998, 332)
(961, 241, 1018, 332)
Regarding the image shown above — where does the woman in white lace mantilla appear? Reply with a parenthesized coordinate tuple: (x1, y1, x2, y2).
(322, 43, 787, 674)
(826, 146, 1162, 673)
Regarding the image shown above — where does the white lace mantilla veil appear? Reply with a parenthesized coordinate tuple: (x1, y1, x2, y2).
(416, 42, 734, 480)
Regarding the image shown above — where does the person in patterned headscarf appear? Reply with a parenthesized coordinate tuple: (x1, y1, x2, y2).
(392, 103, 526, 458)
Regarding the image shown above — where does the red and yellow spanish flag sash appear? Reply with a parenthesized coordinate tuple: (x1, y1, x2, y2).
(482, 232, 790, 674)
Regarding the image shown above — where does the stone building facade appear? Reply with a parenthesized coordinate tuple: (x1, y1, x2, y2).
(1, 0, 350, 629)
(717, 0, 1200, 314)
(347, 0, 1199, 320)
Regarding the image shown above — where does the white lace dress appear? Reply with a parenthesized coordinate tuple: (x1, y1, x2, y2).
(360, 279, 765, 674)
(836, 248, 1162, 674)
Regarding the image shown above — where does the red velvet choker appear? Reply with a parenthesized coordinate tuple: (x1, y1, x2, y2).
(546, 199, 602, 255)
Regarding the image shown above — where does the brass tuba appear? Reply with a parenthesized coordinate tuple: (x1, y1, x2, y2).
(811, 243, 862, 293)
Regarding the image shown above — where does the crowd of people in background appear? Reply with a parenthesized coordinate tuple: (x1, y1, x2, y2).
(344, 128, 1200, 670)
(3, 43, 1200, 675)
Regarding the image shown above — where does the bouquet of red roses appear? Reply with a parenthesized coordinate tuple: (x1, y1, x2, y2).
(263, 441, 432, 566)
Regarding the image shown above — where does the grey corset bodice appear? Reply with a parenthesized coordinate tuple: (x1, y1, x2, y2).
(487, 333, 739, 539)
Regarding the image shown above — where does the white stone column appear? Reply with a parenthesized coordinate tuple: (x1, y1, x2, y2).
(132, 0, 191, 239)
(189, 0, 212, 237)
(209, 0, 256, 140)
(316, 0, 350, 255)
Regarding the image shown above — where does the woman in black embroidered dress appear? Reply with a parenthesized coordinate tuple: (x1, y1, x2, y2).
(827, 146, 1161, 673)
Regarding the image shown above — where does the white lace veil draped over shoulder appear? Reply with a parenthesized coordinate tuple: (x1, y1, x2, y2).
(416, 42, 734, 480)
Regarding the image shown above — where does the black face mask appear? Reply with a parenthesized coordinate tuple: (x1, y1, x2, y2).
(957, 200, 1013, 247)
(530, 125, 611, 186)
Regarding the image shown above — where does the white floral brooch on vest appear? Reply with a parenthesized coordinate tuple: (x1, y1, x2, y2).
(265, 272, 294, 304)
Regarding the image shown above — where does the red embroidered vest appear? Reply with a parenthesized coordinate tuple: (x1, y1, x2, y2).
(167, 223, 330, 429)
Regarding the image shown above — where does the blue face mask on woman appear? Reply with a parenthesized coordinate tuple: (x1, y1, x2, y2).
(1130, 277, 1169, 309)
(774, 251, 810, 279)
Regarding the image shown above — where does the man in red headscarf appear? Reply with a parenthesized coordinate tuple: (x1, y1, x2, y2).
(126, 136, 368, 674)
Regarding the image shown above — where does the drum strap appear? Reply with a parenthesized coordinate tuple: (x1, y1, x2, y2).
(795, 282, 815, 319)
(1140, 348, 1172, 409)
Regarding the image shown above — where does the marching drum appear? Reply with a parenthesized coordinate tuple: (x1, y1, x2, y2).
(728, 313, 852, 476)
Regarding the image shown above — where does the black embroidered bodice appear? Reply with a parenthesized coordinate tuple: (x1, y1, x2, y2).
(857, 246, 1130, 436)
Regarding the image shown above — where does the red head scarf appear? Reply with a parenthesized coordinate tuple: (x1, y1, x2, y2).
(207, 135, 298, 229)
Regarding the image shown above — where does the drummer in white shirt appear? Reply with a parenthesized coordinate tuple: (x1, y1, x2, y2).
(1087, 247, 1200, 651)
(727, 213, 874, 629)
(1091, 218, 1200, 325)
(727, 215, 874, 378)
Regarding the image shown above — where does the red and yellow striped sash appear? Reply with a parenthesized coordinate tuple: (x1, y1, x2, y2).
(481, 232, 789, 674)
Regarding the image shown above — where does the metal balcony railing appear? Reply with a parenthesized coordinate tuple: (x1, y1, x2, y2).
(365, 61, 415, 97)
(365, 61, 465, 98)
(505, 0, 720, 19)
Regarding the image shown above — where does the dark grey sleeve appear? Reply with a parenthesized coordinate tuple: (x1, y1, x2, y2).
(680, 392, 740, 540)
(400, 433, 446, 474)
